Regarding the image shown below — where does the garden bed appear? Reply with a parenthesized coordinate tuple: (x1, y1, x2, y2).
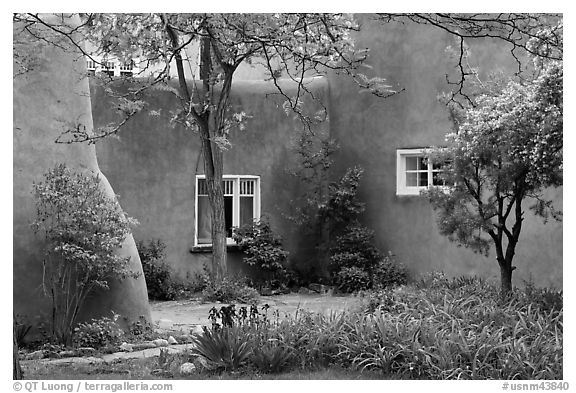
(20, 275, 563, 380)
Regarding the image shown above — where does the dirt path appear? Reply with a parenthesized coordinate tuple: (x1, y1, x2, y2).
(150, 294, 361, 332)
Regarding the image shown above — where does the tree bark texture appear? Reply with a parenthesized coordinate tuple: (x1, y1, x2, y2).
(13, 319, 23, 380)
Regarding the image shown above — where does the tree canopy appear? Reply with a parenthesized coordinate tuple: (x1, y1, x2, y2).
(424, 51, 562, 293)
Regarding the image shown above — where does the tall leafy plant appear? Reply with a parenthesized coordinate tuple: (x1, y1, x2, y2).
(424, 52, 562, 294)
(32, 164, 139, 345)
(232, 218, 289, 285)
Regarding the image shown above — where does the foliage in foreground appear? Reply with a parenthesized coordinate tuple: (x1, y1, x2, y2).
(32, 164, 139, 346)
(190, 275, 562, 379)
(71, 313, 158, 350)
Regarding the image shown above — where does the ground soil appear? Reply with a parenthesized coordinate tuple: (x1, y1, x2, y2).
(150, 293, 361, 332)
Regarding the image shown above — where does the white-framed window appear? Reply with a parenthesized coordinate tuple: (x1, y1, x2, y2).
(195, 175, 261, 246)
(396, 148, 446, 196)
(102, 61, 115, 76)
(86, 60, 96, 76)
(119, 61, 134, 77)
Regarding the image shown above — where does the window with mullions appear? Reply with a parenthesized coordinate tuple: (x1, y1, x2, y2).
(195, 175, 260, 246)
(101, 61, 115, 76)
(397, 148, 447, 195)
(86, 60, 96, 76)
(119, 61, 133, 77)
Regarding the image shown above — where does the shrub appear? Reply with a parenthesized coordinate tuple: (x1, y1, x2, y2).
(373, 252, 409, 289)
(125, 315, 158, 342)
(329, 224, 407, 292)
(232, 218, 289, 287)
(32, 164, 139, 345)
(73, 314, 123, 349)
(521, 278, 563, 313)
(334, 266, 370, 293)
(137, 240, 178, 301)
(201, 276, 259, 304)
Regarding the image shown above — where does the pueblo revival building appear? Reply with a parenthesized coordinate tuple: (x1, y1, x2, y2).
(91, 16, 562, 290)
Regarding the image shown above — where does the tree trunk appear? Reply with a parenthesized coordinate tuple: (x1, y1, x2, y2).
(200, 125, 227, 281)
(198, 33, 228, 281)
(208, 178, 227, 281)
(13, 319, 23, 380)
(499, 262, 513, 295)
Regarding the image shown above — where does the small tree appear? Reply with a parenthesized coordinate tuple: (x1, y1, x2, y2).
(32, 164, 139, 345)
(424, 57, 562, 294)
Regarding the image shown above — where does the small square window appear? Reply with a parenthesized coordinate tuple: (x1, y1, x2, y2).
(396, 148, 445, 195)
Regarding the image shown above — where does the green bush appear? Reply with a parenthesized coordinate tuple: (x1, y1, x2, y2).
(329, 225, 407, 292)
(334, 266, 370, 293)
(232, 218, 290, 289)
(137, 240, 178, 301)
(138, 239, 202, 301)
(373, 252, 409, 289)
(32, 164, 139, 346)
(73, 314, 123, 349)
(201, 276, 259, 304)
(125, 315, 158, 342)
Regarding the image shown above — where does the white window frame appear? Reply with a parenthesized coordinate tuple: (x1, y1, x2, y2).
(86, 60, 96, 75)
(194, 175, 261, 247)
(101, 60, 116, 76)
(396, 148, 445, 196)
(119, 61, 134, 77)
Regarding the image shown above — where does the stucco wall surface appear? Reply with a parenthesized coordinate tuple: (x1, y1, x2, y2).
(92, 15, 562, 289)
(327, 16, 562, 288)
(13, 16, 151, 328)
(93, 78, 329, 279)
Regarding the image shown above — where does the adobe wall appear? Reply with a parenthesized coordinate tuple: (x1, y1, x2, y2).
(327, 16, 562, 288)
(92, 78, 329, 280)
(92, 15, 562, 289)
(13, 15, 151, 329)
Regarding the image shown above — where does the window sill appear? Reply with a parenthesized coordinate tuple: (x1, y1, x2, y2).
(190, 244, 242, 253)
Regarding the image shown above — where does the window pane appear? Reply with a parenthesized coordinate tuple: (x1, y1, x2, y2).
(240, 179, 255, 195)
(418, 172, 428, 186)
(223, 180, 234, 195)
(197, 179, 208, 195)
(198, 195, 234, 242)
(406, 156, 418, 171)
(406, 172, 417, 187)
(240, 197, 254, 227)
(197, 196, 211, 244)
(225, 196, 233, 237)
(419, 157, 428, 170)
